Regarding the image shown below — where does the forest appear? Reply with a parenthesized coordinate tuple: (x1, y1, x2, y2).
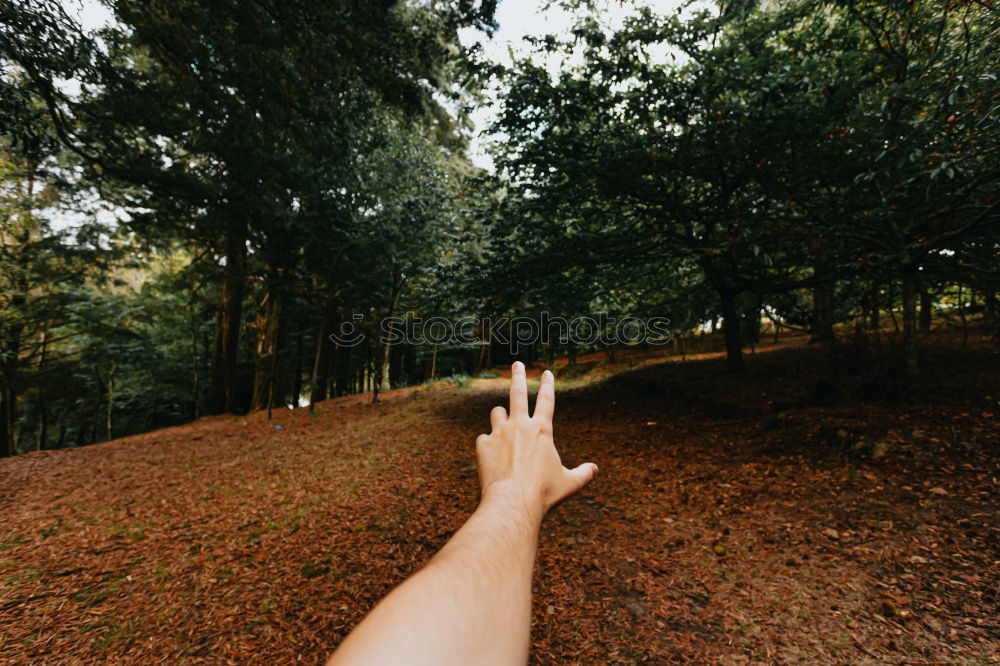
(0, 0, 997, 453)
(1, 0, 998, 663)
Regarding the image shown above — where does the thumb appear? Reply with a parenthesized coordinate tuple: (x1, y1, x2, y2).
(560, 462, 599, 499)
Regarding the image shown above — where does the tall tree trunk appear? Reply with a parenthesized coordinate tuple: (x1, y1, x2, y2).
(336, 342, 351, 397)
(189, 301, 200, 419)
(918, 284, 932, 331)
(810, 281, 835, 342)
(745, 296, 763, 349)
(985, 290, 999, 336)
(957, 283, 968, 349)
(0, 164, 36, 456)
(0, 387, 12, 458)
(374, 275, 404, 402)
(476, 316, 490, 374)
(900, 267, 920, 386)
(719, 289, 746, 372)
(251, 288, 284, 412)
(405, 346, 417, 385)
(1, 365, 23, 457)
(292, 324, 304, 408)
(310, 302, 336, 412)
(208, 233, 247, 414)
(867, 283, 881, 330)
(106, 362, 116, 440)
(700, 256, 745, 371)
(0, 242, 29, 456)
(35, 330, 48, 450)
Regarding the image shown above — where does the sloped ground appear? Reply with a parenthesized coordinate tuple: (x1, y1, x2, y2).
(1, 334, 997, 664)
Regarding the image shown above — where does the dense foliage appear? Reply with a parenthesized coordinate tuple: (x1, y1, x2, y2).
(1, 0, 997, 455)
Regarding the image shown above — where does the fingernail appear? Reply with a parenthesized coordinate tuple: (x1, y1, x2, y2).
(513, 361, 523, 370)
(591, 463, 599, 476)
(543, 369, 553, 379)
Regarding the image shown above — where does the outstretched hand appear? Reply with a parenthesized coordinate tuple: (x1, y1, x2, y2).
(328, 361, 595, 666)
(475, 362, 598, 518)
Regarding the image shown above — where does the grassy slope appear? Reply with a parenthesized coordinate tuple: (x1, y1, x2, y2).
(1, 332, 998, 664)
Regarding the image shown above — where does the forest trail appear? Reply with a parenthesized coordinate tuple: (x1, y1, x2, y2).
(1, 334, 997, 664)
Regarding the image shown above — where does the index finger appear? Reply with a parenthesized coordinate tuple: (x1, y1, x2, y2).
(509, 361, 529, 417)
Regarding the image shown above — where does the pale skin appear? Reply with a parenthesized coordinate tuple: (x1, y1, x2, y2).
(327, 361, 598, 666)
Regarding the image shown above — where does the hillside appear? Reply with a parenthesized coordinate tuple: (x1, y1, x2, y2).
(1, 333, 998, 665)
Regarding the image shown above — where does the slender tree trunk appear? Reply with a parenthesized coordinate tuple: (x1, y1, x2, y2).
(208, 233, 247, 414)
(404, 346, 417, 385)
(0, 386, 12, 457)
(0, 265, 28, 456)
(868, 283, 881, 330)
(476, 317, 490, 374)
(91, 368, 104, 444)
(985, 290, 999, 336)
(292, 324, 304, 408)
(0, 164, 36, 456)
(35, 330, 48, 450)
(918, 285, 932, 331)
(310, 302, 336, 412)
(810, 281, 835, 342)
(374, 276, 404, 402)
(745, 297, 762, 350)
(719, 289, 746, 372)
(900, 268, 920, 386)
(251, 288, 284, 411)
(958, 283, 968, 348)
(888, 282, 900, 334)
(189, 301, 201, 419)
(106, 362, 116, 440)
(36, 403, 47, 451)
(266, 334, 279, 420)
(474, 340, 485, 375)
(336, 342, 351, 397)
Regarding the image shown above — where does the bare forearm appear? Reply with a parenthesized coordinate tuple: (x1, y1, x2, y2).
(327, 364, 596, 665)
(328, 484, 542, 666)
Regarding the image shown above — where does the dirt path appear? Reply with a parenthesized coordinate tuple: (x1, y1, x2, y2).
(1, 339, 997, 664)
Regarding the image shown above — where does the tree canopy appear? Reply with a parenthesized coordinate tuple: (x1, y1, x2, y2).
(1, 0, 997, 455)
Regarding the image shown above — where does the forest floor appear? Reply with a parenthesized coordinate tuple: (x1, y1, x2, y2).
(1, 330, 998, 665)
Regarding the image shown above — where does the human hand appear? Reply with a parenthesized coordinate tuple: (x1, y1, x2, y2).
(476, 362, 598, 519)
